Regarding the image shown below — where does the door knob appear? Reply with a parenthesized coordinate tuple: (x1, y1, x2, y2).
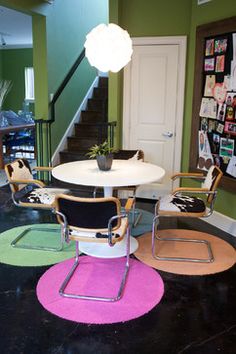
(162, 131, 173, 138)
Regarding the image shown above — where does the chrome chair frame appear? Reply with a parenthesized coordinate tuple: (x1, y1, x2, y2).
(57, 211, 130, 302)
(5, 158, 68, 252)
(151, 168, 222, 264)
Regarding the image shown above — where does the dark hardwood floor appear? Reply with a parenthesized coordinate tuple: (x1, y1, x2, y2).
(0, 184, 235, 354)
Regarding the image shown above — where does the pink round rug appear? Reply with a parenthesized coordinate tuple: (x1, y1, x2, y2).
(36, 256, 164, 324)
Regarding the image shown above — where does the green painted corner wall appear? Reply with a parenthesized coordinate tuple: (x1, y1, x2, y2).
(109, 0, 192, 148)
(45, 0, 108, 153)
(110, 0, 236, 219)
(1, 48, 33, 112)
(1, 0, 108, 160)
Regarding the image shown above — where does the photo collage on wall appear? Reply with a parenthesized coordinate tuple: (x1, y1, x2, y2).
(198, 32, 236, 178)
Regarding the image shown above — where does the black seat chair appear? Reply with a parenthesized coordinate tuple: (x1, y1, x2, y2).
(152, 165, 223, 263)
(5, 158, 70, 251)
(54, 194, 132, 302)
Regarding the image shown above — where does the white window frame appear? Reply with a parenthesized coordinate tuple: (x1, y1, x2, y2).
(24, 67, 35, 102)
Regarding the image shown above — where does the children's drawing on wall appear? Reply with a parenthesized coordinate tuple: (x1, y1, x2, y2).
(215, 55, 225, 72)
(214, 38, 227, 54)
(219, 138, 234, 158)
(205, 38, 214, 56)
(199, 97, 217, 118)
(217, 103, 226, 121)
(198, 131, 214, 170)
(213, 83, 227, 104)
(226, 156, 236, 177)
(204, 75, 215, 96)
(204, 57, 215, 71)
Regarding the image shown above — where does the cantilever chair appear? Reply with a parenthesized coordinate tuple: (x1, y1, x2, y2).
(94, 149, 144, 227)
(5, 158, 70, 251)
(152, 165, 223, 263)
(54, 194, 132, 302)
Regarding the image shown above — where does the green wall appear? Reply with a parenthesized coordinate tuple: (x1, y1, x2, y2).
(1, 48, 33, 112)
(1, 0, 108, 160)
(110, 0, 236, 219)
(45, 0, 108, 152)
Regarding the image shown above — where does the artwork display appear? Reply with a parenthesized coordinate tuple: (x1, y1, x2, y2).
(190, 18, 236, 191)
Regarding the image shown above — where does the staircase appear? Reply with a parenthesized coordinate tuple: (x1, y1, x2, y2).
(59, 76, 108, 163)
(53, 76, 108, 196)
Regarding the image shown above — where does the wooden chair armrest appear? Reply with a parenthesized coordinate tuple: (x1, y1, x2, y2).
(9, 178, 45, 188)
(33, 166, 53, 172)
(171, 172, 204, 181)
(124, 197, 135, 212)
(172, 187, 209, 195)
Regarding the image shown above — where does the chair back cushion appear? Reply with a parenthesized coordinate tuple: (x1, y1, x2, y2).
(114, 149, 144, 161)
(55, 195, 121, 232)
(201, 165, 223, 202)
(5, 158, 33, 192)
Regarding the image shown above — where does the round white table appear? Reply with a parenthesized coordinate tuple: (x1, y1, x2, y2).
(52, 159, 165, 258)
(52, 159, 165, 197)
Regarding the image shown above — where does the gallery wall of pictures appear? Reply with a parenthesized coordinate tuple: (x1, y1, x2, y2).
(190, 16, 236, 192)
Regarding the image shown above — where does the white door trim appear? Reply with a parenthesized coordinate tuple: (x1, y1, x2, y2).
(123, 36, 187, 174)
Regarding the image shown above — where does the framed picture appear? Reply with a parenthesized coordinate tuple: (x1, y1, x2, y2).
(224, 121, 236, 135)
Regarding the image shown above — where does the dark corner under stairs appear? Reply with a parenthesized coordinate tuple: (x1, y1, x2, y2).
(55, 76, 108, 196)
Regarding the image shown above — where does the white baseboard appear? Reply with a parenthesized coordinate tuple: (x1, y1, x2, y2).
(202, 210, 236, 237)
(51, 76, 99, 166)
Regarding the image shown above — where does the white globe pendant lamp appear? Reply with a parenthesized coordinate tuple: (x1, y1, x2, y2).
(84, 23, 133, 73)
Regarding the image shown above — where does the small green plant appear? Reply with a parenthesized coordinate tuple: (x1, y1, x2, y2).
(86, 141, 115, 158)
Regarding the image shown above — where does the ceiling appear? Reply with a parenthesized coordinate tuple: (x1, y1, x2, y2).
(0, 6, 32, 49)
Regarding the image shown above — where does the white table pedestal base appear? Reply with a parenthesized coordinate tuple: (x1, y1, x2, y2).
(79, 236, 139, 259)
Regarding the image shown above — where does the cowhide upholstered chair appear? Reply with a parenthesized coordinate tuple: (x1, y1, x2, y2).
(152, 165, 223, 263)
(5, 158, 70, 251)
(54, 194, 133, 302)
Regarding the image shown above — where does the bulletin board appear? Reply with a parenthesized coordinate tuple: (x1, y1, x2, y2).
(189, 16, 236, 192)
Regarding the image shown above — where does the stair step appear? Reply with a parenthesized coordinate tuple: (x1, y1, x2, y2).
(59, 150, 89, 163)
(98, 76, 108, 87)
(67, 136, 99, 150)
(80, 110, 106, 123)
(87, 98, 107, 113)
(93, 87, 108, 99)
(75, 123, 108, 138)
(59, 76, 109, 166)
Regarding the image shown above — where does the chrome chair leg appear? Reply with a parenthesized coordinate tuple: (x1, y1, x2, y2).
(11, 226, 63, 252)
(59, 231, 130, 302)
(151, 216, 214, 263)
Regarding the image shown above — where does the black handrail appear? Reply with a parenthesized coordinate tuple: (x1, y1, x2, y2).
(35, 47, 116, 167)
(50, 48, 86, 122)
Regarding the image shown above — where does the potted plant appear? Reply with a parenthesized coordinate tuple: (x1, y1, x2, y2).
(87, 141, 116, 171)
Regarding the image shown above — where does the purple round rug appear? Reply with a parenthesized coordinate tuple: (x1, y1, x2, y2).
(36, 256, 164, 324)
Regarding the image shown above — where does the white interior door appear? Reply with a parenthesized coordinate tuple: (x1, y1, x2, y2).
(123, 37, 186, 199)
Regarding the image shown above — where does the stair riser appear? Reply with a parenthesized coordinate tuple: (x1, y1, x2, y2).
(67, 137, 100, 150)
(80, 111, 106, 123)
(98, 77, 108, 87)
(60, 152, 88, 163)
(93, 87, 108, 99)
(75, 125, 108, 138)
(59, 76, 109, 165)
(87, 99, 107, 112)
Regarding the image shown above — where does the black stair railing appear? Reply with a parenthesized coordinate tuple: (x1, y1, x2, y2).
(35, 48, 116, 166)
